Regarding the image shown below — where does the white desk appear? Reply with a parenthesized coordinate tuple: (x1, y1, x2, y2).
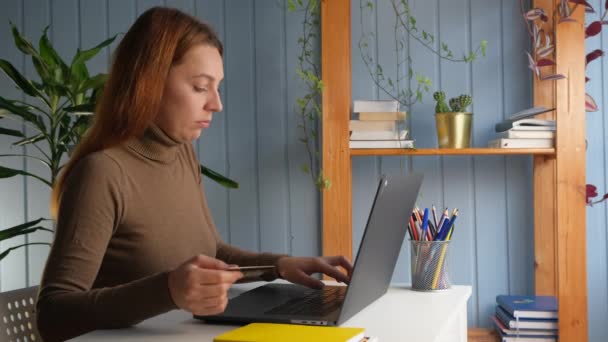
(73, 283, 471, 342)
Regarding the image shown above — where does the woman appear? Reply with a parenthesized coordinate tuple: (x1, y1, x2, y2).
(37, 7, 352, 342)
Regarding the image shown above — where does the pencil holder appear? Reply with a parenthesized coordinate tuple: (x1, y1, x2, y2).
(410, 240, 451, 291)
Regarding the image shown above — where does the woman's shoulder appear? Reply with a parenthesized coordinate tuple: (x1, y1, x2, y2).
(69, 150, 124, 182)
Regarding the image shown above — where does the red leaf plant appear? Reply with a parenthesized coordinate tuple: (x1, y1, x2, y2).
(522, 0, 608, 206)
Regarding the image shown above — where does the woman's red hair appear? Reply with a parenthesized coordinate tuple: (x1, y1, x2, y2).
(50, 7, 222, 218)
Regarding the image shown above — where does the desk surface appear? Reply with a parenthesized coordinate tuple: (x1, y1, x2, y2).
(73, 283, 471, 341)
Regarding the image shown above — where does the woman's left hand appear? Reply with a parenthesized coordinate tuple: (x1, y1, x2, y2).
(276, 256, 353, 289)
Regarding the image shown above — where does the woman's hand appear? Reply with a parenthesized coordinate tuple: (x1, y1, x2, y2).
(276, 256, 353, 289)
(167, 255, 243, 316)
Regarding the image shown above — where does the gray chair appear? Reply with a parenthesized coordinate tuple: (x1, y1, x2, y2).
(0, 286, 40, 342)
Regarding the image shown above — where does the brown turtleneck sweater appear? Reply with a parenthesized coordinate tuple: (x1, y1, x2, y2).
(36, 125, 285, 342)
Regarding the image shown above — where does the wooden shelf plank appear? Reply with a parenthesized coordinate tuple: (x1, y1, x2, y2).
(350, 148, 556, 156)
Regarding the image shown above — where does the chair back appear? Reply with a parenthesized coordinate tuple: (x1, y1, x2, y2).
(0, 286, 40, 342)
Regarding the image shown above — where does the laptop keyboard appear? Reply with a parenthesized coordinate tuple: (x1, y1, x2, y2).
(265, 286, 347, 316)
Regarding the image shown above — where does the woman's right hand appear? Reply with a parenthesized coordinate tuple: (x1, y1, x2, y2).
(167, 255, 243, 316)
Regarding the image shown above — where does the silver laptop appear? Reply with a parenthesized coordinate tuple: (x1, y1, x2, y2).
(196, 173, 423, 326)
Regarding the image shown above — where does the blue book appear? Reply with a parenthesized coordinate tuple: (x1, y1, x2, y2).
(495, 306, 558, 330)
(496, 295, 557, 319)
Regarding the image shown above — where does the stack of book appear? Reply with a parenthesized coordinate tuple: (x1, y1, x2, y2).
(349, 100, 413, 149)
(492, 295, 558, 342)
(489, 107, 555, 148)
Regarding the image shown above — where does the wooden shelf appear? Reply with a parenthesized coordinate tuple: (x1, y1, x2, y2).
(322, 0, 587, 339)
(350, 148, 556, 156)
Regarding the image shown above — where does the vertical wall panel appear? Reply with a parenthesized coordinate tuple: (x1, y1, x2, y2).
(79, 0, 109, 76)
(224, 0, 259, 251)
(501, 0, 534, 296)
(254, 0, 290, 254)
(284, 2, 319, 257)
(195, 0, 230, 242)
(24, 0, 54, 286)
(136, 0, 164, 14)
(374, 0, 412, 283)
(470, 0, 508, 328)
(408, 0, 442, 285)
(350, 0, 380, 263)
(0, 0, 26, 292)
(438, 0, 478, 326)
(587, 0, 608, 340)
(108, 0, 135, 60)
(165, 0, 194, 12)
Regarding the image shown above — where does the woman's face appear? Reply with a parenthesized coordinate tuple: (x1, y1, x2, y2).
(155, 44, 224, 142)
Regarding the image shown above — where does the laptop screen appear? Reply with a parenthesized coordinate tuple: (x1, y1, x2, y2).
(337, 173, 423, 324)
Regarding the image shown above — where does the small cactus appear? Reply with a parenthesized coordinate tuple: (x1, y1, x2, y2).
(449, 97, 461, 112)
(457, 95, 472, 112)
(433, 91, 450, 113)
(448, 94, 472, 112)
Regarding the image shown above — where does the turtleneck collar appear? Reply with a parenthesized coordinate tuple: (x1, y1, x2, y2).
(126, 124, 183, 164)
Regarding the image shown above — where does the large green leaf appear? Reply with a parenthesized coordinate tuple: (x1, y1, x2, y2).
(0, 218, 48, 241)
(0, 127, 24, 138)
(10, 22, 38, 56)
(0, 59, 44, 98)
(70, 35, 117, 85)
(0, 165, 51, 186)
(200, 164, 239, 189)
(39, 26, 69, 84)
(31, 55, 52, 89)
(79, 73, 107, 93)
(0, 96, 46, 132)
(64, 103, 95, 113)
(71, 58, 90, 83)
(71, 115, 91, 141)
(13, 133, 45, 146)
(0, 242, 51, 261)
(1, 228, 43, 241)
(71, 35, 118, 67)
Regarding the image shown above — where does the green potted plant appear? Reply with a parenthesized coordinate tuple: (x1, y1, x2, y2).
(0, 24, 238, 261)
(433, 91, 472, 148)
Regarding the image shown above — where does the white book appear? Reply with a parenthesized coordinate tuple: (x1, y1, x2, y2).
(350, 130, 408, 141)
(496, 130, 555, 139)
(358, 111, 407, 121)
(491, 316, 557, 338)
(495, 118, 556, 132)
(353, 100, 399, 113)
(349, 120, 396, 132)
(500, 334, 556, 342)
(350, 139, 414, 149)
(488, 138, 554, 148)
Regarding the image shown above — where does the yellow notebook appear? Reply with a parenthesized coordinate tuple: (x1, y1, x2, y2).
(214, 323, 365, 342)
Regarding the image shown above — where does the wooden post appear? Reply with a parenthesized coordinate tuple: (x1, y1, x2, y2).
(554, 4, 588, 341)
(532, 0, 557, 297)
(534, 1, 588, 340)
(321, 0, 352, 260)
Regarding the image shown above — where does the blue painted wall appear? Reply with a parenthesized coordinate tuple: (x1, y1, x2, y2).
(0, 0, 604, 338)
(586, 1, 608, 341)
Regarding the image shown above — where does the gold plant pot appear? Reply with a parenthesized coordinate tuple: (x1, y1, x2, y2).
(435, 112, 472, 148)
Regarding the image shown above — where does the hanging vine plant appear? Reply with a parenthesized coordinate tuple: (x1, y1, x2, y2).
(358, 0, 487, 111)
(287, 0, 329, 190)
